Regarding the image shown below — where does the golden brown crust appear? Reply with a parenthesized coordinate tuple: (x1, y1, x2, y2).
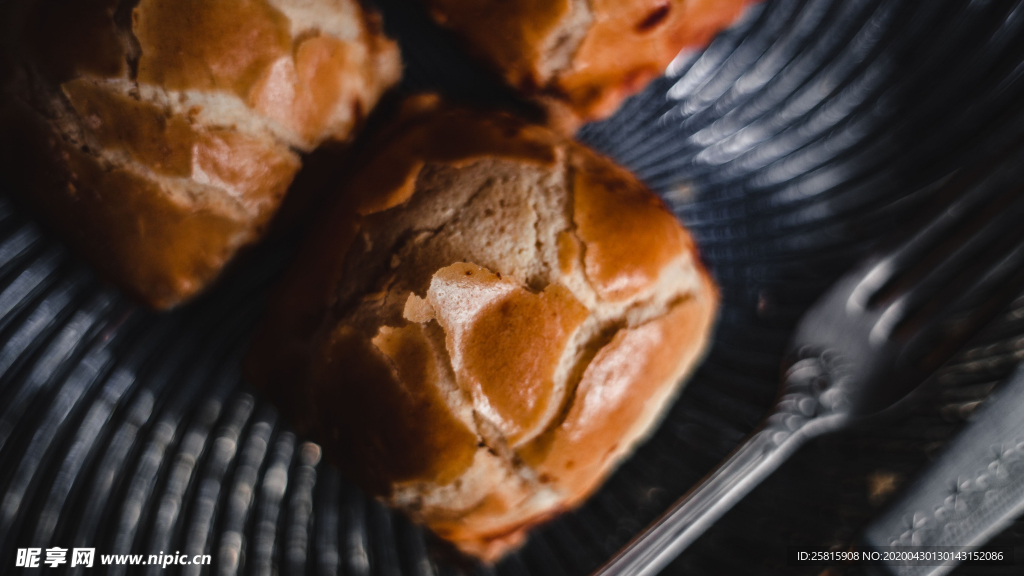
(1, 0, 401, 308)
(426, 489, 554, 560)
(133, 0, 402, 149)
(133, 0, 293, 98)
(0, 97, 262, 308)
(520, 272, 719, 504)
(556, 0, 755, 121)
(62, 80, 301, 218)
(420, 0, 754, 128)
(245, 99, 718, 560)
(426, 263, 590, 447)
(569, 148, 693, 303)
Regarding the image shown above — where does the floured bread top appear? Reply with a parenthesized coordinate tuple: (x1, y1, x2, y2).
(245, 99, 719, 560)
(0, 0, 401, 307)
(420, 0, 753, 128)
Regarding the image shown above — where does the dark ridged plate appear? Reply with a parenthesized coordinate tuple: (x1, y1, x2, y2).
(2, 0, 1024, 574)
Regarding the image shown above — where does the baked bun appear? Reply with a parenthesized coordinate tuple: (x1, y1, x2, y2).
(245, 97, 719, 560)
(419, 0, 753, 130)
(0, 0, 401, 308)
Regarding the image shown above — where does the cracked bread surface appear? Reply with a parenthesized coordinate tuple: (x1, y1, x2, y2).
(0, 0, 401, 308)
(419, 0, 755, 131)
(245, 97, 719, 561)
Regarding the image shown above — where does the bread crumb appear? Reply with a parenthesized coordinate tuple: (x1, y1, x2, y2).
(867, 471, 901, 506)
(404, 294, 435, 323)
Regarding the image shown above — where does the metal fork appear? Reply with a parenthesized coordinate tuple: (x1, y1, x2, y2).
(595, 147, 1024, 576)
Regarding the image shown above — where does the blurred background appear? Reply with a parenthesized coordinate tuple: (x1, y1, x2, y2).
(2, 0, 1024, 574)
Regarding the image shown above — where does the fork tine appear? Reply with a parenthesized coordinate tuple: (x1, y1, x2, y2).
(850, 145, 1024, 311)
(903, 235, 1024, 369)
(849, 182, 1000, 312)
(868, 187, 1024, 344)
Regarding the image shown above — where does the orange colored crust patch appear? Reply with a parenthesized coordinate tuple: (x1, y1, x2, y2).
(521, 273, 718, 503)
(249, 34, 358, 145)
(134, 0, 292, 99)
(63, 79, 300, 217)
(1, 104, 252, 308)
(557, 0, 753, 119)
(52, 151, 249, 308)
(427, 489, 546, 561)
(134, 0, 395, 148)
(426, 262, 589, 446)
(571, 149, 689, 302)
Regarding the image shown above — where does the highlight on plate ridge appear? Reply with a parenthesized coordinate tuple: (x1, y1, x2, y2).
(2, 0, 1024, 574)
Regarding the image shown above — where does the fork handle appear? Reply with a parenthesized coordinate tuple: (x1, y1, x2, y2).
(861, 363, 1024, 576)
(593, 356, 851, 576)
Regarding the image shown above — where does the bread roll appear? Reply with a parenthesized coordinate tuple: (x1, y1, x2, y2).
(0, 0, 401, 308)
(419, 0, 753, 130)
(245, 97, 719, 560)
